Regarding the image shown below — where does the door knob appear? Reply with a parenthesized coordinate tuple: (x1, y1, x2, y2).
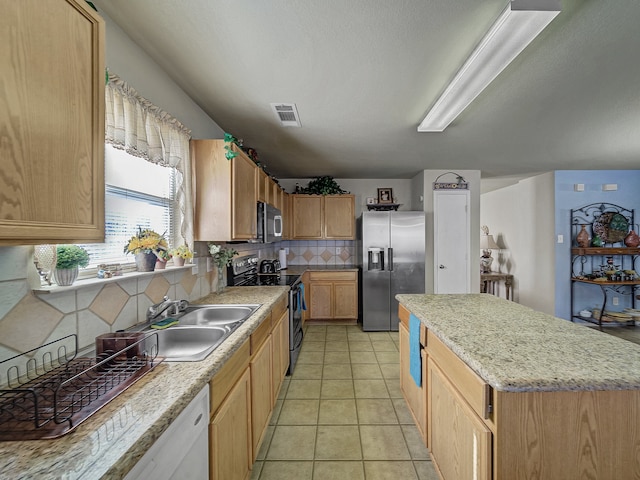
(439, 265, 446, 269)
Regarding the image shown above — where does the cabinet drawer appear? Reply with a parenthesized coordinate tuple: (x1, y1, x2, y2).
(427, 330, 492, 421)
(210, 340, 250, 415)
(251, 313, 272, 354)
(309, 271, 356, 282)
(398, 304, 426, 345)
(271, 296, 287, 324)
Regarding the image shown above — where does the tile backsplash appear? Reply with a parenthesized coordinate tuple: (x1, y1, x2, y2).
(0, 240, 355, 368)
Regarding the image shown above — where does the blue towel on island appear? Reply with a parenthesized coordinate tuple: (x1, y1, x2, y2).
(298, 283, 307, 312)
(409, 313, 422, 387)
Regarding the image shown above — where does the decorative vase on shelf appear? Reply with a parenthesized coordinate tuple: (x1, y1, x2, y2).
(625, 229, 640, 248)
(216, 265, 226, 294)
(155, 260, 167, 270)
(174, 257, 185, 267)
(135, 252, 157, 272)
(576, 224, 590, 248)
(54, 267, 79, 286)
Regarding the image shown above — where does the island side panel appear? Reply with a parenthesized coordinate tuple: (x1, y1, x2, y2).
(495, 388, 640, 479)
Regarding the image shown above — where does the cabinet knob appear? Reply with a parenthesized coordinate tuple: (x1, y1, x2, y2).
(439, 265, 446, 269)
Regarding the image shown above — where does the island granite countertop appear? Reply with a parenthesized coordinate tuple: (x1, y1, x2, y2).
(0, 286, 288, 480)
(396, 293, 640, 393)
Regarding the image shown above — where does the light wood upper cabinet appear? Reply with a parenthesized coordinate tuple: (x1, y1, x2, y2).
(291, 194, 355, 240)
(0, 0, 105, 245)
(324, 195, 355, 239)
(191, 140, 257, 241)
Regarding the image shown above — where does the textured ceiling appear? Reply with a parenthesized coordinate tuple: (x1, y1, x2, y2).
(96, 0, 640, 180)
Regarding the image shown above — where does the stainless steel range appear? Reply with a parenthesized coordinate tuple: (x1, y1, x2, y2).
(228, 254, 303, 374)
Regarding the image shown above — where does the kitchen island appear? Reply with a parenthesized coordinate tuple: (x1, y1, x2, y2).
(0, 286, 288, 479)
(397, 293, 640, 480)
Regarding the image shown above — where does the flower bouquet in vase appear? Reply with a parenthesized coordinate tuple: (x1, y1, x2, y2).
(124, 228, 169, 272)
(208, 243, 238, 293)
(170, 244, 194, 266)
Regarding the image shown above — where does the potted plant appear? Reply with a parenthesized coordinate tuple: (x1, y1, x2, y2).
(123, 228, 169, 272)
(208, 244, 238, 293)
(170, 244, 194, 266)
(54, 245, 90, 286)
(155, 248, 172, 270)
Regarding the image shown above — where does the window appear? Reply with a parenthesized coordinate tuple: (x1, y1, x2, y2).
(79, 144, 177, 269)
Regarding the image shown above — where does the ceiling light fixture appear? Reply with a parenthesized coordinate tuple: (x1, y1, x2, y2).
(418, 0, 561, 132)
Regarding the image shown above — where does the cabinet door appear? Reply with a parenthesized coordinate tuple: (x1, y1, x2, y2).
(210, 368, 252, 480)
(428, 359, 492, 480)
(309, 282, 333, 319)
(257, 169, 268, 203)
(324, 195, 355, 239)
(271, 311, 289, 404)
(398, 323, 427, 441)
(232, 152, 257, 239)
(0, 0, 105, 245)
(292, 195, 323, 239)
(282, 193, 290, 239)
(333, 282, 358, 319)
(250, 335, 272, 461)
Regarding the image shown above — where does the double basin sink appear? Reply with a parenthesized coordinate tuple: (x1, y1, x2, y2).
(143, 304, 261, 361)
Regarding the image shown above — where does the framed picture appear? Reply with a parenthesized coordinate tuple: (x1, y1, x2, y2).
(366, 197, 376, 205)
(377, 188, 393, 204)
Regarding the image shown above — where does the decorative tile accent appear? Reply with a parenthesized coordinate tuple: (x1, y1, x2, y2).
(302, 249, 314, 262)
(340, 249, 351, 261)
(144, 275, 171, 304)
(111, 297, 139, 332)
(90, 284, 129, 325)
(320, 250, 333, 263)
(0, 280, 30, 319)
(0, 293, 63, 353)
(179, 269, 197, 295)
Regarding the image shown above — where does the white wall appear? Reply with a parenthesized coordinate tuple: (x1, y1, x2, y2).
(413, 170, 482, 294)
(95, 2, 225, 139)
(480, 172, 555, 313)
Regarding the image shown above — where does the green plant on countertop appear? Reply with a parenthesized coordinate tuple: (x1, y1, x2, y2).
(55, 245, 90, 269)
(299, 176, 349, 195)
(208, 243, 238, 269)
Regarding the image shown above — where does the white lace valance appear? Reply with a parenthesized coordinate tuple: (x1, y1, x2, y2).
(105, 72, 194, 248)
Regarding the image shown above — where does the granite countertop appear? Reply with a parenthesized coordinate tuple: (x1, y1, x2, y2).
(0, 286, 288, 480)
(396, 293, 640, 393)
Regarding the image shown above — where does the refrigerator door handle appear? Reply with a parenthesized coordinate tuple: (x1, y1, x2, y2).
(388, 248, 393, 271)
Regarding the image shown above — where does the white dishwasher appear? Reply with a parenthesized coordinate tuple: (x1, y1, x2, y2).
(125, 385, 209, 480)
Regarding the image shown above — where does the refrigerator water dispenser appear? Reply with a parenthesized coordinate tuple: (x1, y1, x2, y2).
(368, 248, 385, 270)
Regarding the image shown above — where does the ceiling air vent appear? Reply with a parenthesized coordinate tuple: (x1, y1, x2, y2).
(270, 103, 302, 127)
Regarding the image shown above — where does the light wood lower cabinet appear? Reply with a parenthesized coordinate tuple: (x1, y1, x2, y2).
(271, 307, 290, 404)
(429, 358, 492, 480)
(250, 334, 272, 461)
(210, 339, 252, 480)
(307, 271, 358, 320)
(398, 321, 427, 441)
(401, 304, 640, 479)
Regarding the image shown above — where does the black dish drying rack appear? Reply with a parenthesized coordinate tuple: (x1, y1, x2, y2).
(0, 333, 161, 441)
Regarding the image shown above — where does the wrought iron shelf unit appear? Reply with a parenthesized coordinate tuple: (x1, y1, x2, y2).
(570, 203, 638, 329)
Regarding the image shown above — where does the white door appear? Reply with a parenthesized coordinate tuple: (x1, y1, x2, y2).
(433, 190, 470, 293)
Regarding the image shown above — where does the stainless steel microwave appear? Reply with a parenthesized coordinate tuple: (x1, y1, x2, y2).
(257, 202, 282, 243)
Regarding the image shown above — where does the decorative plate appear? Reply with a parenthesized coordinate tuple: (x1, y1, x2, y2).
(592, 212, 629, 244)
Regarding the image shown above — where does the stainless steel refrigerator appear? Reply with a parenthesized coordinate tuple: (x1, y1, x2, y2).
(359, 211, 426, 331)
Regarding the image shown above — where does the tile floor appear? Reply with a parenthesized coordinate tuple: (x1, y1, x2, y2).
(251, 324, 439, 480)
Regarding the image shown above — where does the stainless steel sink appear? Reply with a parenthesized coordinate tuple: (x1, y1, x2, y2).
(178, 304, 261, 326)
(144, 326, 231, 362)
(142, 304, 261, 361)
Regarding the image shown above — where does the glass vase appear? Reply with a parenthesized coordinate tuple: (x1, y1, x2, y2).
(216, 265, 225, 294)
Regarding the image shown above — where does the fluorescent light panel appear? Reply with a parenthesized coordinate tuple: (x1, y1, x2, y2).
(418, 0, 561, 132)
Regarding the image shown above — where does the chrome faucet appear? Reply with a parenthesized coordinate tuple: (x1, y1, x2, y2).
(147, 296, 188, 321)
